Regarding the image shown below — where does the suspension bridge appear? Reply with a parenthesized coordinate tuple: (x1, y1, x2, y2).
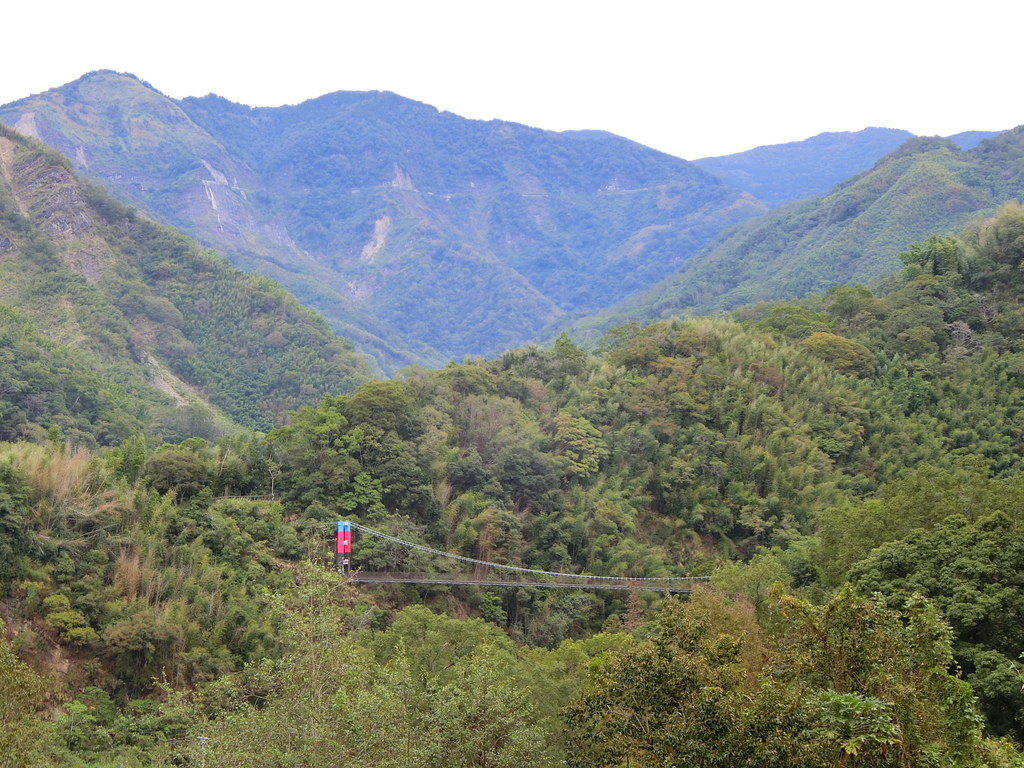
(329, 521, 708, 593)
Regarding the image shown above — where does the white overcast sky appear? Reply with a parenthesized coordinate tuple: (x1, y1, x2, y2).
(3, 0, 1022, 160)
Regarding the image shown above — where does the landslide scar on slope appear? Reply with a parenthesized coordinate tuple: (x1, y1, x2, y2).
(361, 215, 392, 263)
(13, 111, 40, 140)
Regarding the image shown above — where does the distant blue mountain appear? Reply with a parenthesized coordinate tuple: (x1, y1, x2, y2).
(570, 127, 1024, 341)
(945, 130, 1002, 150)
(693, 128, 915, 207)
(694, 128, 1006, 208)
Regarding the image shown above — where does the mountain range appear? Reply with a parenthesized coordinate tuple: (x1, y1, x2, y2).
(693, 127, 1001, 207)
(2, 70, 1019, 370)
(0, 72, 766, 371)
(571, 129, 1024, 338)
(7, 72, 1024, 766)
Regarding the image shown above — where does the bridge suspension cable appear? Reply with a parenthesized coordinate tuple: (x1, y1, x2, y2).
(337, 520, 708, 591)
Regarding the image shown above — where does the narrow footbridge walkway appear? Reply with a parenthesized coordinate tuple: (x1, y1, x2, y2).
(333, 521, 708, 593)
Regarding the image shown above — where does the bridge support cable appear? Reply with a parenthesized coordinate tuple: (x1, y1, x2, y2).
(338, 521, 708, 592)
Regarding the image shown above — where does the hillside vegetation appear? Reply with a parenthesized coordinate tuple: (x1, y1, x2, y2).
(8, 73, 1020, 373)
(0, 124, 371, 441)
(694, 127, 1002, 207)
(5, 209, 1024, 764)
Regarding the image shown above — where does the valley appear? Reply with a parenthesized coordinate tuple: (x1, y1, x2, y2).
(2, 72, 1024, 768)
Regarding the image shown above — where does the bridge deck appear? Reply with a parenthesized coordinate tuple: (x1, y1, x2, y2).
(352, 571, 699, 592)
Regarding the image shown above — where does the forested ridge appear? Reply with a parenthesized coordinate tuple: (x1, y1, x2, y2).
(574, 127, 1024, 342)
(0, 123, 371, 444)
(7, 71, 1023, 378)
(5, 203, 1024, 763)
(694, 127, 916, 206)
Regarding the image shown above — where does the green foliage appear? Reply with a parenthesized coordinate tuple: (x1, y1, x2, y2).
(0, 619, 62, 767)
(785, 588, 995, 766)
(345, 380, 419, 437)
(757, 303, 836, 339)
(567, 588, 1012, 767)
(565, 590, 808, 768)
(552, 413, 608, 480)
(169, 580, 565, 768)
(898, 234, 963, 276)
(143, 446, 212, 499)
(797, 331, 876, 377)
(818, 459, 1001, 580)
(962, 202, 1024, 294)
(0, 439, 307, 705)
(809, 689, 901, 760)
(43, 593, 99, 645)
(97, 203, 371, 430)
(0, 459, 30, 590)
(849, 511, 1024, 741)
(0, 306, 147, 446)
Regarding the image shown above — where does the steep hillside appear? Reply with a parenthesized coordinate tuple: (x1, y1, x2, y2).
(1, 71, 767, 368)
(0, 125, 371, 441)
(574, 129, 1024, 336)
(694, 127, 915, 206)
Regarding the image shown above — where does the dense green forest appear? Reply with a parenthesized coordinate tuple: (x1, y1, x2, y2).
(5, 207, 1024, 765)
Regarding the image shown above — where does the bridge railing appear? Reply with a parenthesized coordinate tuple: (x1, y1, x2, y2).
(351, 571, 705, 593)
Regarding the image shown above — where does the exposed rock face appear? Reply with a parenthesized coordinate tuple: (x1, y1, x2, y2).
(13, 110, 39, 139)
(22, 165, 95, 240)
